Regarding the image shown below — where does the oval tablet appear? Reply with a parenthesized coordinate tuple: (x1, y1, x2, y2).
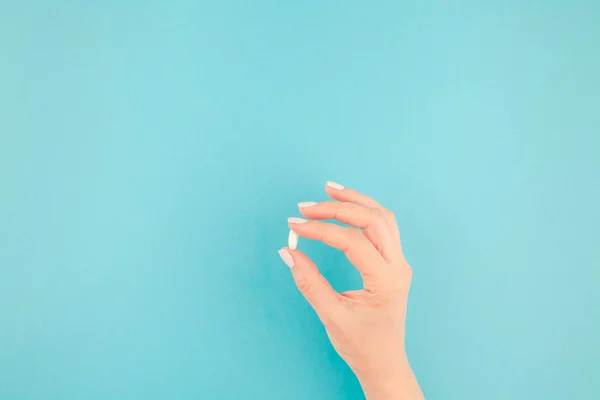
(288, 230, 298, 250)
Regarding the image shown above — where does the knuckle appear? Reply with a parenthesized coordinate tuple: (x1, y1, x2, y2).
(369, 208, 390, 230)
(384, 209, 396, 221)
(295, 277, 313, 294)
(370, 207, 388, 224)
(347, 228, 365, 243)
(343, 230, 368, 256)
(370, 207, 385, 218)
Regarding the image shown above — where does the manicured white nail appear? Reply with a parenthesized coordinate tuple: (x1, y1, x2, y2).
(288, 217, 308, 224)
(326, 181, 344, 190)
(298, 202, 318, 208)
(278, 249, 295, 268)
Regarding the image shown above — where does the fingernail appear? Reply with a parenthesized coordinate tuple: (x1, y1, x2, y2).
(298, 202, 318, 208)
(278, 249, 295, 268)
(288, 217, 308, 224)
(326, 181, 344, 190)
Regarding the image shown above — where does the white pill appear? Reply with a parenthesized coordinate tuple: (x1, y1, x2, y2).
(288, 230, 298, 250)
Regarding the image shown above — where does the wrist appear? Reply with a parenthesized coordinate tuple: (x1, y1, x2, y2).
(356, 357, 423, 400)
(353, 350, 408, 383)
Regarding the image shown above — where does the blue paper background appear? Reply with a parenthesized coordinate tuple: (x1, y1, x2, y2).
(1, 1, 599, 399)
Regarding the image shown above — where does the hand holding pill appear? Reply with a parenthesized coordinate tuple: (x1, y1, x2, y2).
(279, 181, 424, 400)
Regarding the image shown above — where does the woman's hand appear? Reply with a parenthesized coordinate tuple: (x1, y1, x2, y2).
(278, 182, 424, 400)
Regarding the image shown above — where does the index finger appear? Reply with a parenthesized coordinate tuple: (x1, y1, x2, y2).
(288, 218, 384, 288)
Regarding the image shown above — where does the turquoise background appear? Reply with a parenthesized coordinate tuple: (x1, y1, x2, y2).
(1, 1, 599, 399)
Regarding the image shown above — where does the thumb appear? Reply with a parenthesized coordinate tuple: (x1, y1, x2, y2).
(278, 248, 342, 320)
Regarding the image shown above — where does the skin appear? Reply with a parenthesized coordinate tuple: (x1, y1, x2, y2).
(278, 182, 425, 400)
